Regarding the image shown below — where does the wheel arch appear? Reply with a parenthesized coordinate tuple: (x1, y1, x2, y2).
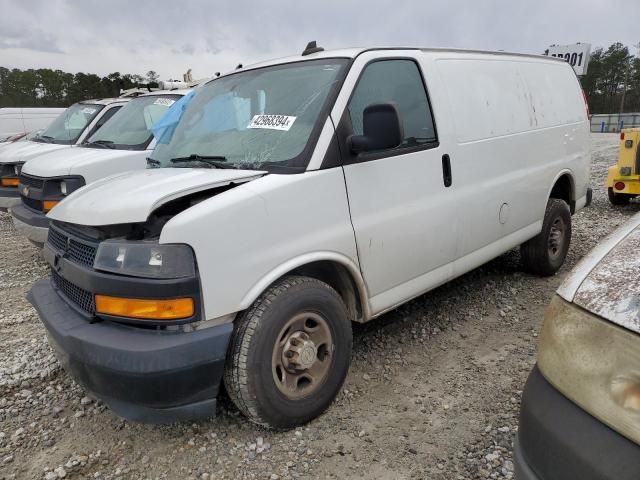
(238, 252, 371, 323)
(547, 170, 576, 214)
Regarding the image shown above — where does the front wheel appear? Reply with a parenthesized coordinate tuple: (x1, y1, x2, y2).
(608, 187, 632, 205)
(521, 198, 571, 276)
(224, 276, 352, 429)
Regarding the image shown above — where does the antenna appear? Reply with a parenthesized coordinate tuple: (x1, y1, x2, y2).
(236, 63, 243, 70)
(302, 41, 324, 56)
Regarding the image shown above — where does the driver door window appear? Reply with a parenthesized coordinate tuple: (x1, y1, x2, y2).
(85, 106, 121, 140)
(348, 59, 437, 152)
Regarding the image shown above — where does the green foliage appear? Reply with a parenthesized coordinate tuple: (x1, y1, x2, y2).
(0, 68, 150, 107)
(580, 42, 640, 113)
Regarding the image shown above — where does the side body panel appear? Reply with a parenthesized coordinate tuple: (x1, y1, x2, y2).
(160, 169, 360, 321)
(433, 54, 590, 264)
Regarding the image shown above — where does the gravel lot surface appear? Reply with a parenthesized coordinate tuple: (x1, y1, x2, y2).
(1, 133, 638, 480)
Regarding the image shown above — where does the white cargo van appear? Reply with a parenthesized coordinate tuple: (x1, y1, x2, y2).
(0, 107, 65, 143)
(29, 45, 591, 428)
(0, 99, 128, 210)
(11, 90, 189, 246)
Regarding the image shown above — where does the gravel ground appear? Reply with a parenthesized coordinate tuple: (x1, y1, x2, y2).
(1, 133, 638, 480)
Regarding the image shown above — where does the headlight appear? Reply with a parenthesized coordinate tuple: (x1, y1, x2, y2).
(55, 176, 84, 196)
(13, 164, 22, 176)
(538, 295, 640, 445)
(94, 241, 196, 279)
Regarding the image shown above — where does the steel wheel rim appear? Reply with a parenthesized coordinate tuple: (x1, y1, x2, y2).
(548, 217, 566, 258)
(272, 312, 333, 400)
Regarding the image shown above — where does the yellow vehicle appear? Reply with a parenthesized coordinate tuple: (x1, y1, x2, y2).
(607, 128, 640, 205)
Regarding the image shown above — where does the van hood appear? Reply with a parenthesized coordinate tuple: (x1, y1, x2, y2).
(0, 141, 68, 164)
(48, 168, 267, 226)
(22, 146, 142, 177)
(561, 213, 640, 334)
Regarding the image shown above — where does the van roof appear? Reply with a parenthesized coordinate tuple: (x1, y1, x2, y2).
(137, 89, 191, 98)
(81, 97, 131, 106)
(239, 46, 565, 72)
(80, 90, 190, 105)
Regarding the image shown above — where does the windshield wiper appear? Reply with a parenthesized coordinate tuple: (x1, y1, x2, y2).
(146, 157, 161, 167)
(85, 140, 116, 149)
(169, 154, 234, 169)
(38, 135, 56, 143)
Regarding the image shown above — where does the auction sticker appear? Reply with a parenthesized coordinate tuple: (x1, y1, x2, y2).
(81, 107, 97, 114)
(154, 98, 176, 107)
(247, 114, 296, 131)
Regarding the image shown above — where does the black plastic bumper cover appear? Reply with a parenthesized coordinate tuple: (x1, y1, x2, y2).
(516, 365, 640, 480)
(28, 278, 233, 423)
(11, 202, 50, 228)
(0, 186, 20, 198)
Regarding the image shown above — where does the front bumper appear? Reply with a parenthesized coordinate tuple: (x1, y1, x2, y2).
(516, 366, 640, 480)
(11, 203, 49, 247)
(0, 186, 21, 211)
(28, 278, 233, 423)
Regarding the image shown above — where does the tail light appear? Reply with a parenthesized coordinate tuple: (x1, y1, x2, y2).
(582, 89, 591, 119)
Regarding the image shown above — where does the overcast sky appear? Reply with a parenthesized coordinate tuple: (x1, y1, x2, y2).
(1, 0, 638, 80)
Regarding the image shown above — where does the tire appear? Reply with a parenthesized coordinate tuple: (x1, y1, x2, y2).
(224, 275, 352, 429)
(608, 187, 632, 205)
(521, 198, 571, 276)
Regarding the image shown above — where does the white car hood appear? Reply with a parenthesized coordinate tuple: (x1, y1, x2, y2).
(48, 168, 267, 226)
(558, 213, 640, 334)
(0, 141, 68, 164)
(22, 146, 141, 177)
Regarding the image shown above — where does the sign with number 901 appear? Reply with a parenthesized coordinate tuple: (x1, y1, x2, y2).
(543, 43, 591, 76)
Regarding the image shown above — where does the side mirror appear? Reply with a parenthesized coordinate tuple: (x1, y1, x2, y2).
(347, 102, 403, 154)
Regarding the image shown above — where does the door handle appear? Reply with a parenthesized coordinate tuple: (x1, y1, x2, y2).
(442, 154, 452, 187)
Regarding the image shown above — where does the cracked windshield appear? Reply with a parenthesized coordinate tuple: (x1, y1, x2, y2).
(150, 59, 348, 171)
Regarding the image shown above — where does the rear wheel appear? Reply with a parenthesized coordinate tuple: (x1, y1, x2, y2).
(521, 198, 571, 276)
(224, 276, 352, 429)
(608, 187, 632, 205)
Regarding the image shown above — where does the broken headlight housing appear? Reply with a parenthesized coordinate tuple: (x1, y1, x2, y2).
(93, 241, 196, 279)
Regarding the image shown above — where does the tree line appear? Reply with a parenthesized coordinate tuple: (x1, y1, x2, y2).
(0, 69, 160, 108)
(580, 42, 640, 114)
(1, 42, 640, 113)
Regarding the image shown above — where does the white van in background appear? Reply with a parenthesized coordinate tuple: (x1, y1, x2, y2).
(0, 108, 65, 143)
(11, 90, 190, 246)
(0, 98, 128, 210)
(30, 46, 591, 428)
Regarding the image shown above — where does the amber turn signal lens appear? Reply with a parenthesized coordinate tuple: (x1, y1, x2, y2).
(95, 295, 194, 320)
(43, 200, 60, 212)
(1, 177, 19, 187)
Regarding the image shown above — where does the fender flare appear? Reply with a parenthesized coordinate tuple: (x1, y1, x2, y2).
(546, 168, 575, 203)
(238, 251, 372, 321)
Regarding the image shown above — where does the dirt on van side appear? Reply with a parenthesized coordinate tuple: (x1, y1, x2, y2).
(0, 133, 637, 480)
